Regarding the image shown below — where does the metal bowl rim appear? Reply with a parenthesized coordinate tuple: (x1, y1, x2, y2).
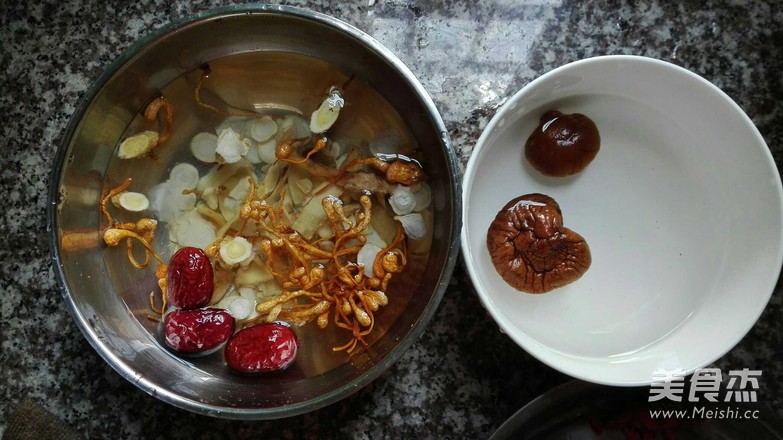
(47, 3, 462, 419)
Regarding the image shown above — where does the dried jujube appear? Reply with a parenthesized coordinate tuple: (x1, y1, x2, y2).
(225, 323, 298, 373)
(486, 193, 591, 293)
(163, 308, 235, 353)
(166, 246, 214, 309)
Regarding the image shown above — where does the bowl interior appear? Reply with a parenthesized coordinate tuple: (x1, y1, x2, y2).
(51, 6, 458, 418)
(462, 55, 783, 385)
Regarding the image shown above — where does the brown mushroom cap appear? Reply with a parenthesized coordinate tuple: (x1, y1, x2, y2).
(525, 110, 600, 177)
(486, 193, 591, 293)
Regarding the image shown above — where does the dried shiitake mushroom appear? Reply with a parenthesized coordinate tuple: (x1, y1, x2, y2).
(525, 110, 600, 177)
(486, 193, 591, 293)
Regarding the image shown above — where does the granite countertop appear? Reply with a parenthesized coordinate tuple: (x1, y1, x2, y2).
(2, 0, 782, 438)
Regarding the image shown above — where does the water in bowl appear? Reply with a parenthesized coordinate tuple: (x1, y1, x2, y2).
(101, 51, 433, 378)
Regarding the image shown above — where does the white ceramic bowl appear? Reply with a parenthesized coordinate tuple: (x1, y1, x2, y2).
(461, 55, 783, 386)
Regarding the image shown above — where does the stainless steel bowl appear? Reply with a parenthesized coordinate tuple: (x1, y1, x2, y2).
(47, 4, 460, 419)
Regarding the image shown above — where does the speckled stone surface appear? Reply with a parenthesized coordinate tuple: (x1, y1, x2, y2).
(1, 0, 782, 438)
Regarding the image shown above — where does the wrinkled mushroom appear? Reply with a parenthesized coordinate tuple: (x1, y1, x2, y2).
(525, 110, 600, 177)
(486, 193, 591, 293)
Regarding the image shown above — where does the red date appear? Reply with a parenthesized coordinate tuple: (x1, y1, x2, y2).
(163, 308, 235, 353)
(225, 323, 298, 373)
(167, 246, 214, 309)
